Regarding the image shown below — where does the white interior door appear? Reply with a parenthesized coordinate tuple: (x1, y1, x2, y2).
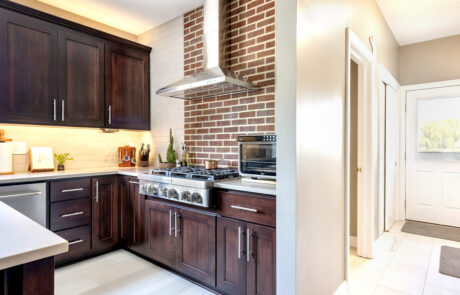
(406, 85, 460, 227)
(384, 85, 398, 231)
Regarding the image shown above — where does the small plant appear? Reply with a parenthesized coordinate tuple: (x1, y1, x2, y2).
(158, 129, 176, 163)
(54, 153, 73, 165)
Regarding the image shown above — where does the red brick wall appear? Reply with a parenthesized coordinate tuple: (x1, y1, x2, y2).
(184, 0, 275, 168)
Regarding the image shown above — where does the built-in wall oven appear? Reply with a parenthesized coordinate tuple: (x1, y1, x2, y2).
(238, 135, 276, 180)
(0, 183, 47, 226)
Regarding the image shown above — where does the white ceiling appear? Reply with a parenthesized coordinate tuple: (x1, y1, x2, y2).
(38, 0, 204, 35)
(376, 0, 460, 46)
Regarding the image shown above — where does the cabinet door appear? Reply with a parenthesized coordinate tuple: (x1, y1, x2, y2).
(131, 178, 144, 248)
(0, 9, 57, 125)
(119, 176, 132, 245)
(217, 217, 247, 295)
(176, 208, 216, 287)
(58, 29, 104, 127)
(246, 223, 276, 295)
(92, 176, 119, 251)
(105, 42, 150, 130)
(144, 199, 176, 267)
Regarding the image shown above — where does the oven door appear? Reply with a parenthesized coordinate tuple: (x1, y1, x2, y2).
(239, 142, 276, 179)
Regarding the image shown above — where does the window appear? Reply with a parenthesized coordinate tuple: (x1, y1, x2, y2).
(417, 96, 460, 153)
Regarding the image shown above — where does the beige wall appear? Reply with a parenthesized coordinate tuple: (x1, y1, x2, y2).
(399, 34, 460, 85)
(350, 61, 358, 238)
(296, 0, 399, 293)
(10, 0, 137, 41)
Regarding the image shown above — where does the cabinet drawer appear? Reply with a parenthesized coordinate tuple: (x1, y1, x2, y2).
(50, 198, 91, 231)
(54, 225, 91, 265)
(50, 178, 91, 202)
(216, 190, 276, 227)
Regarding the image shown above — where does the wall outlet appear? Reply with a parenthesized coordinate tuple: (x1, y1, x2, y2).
(12, 142, 27, 155)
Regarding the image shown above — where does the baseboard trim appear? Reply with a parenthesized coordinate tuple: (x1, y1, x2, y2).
(349, 236, 357, 247)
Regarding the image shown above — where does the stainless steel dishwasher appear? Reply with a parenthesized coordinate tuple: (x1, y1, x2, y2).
(0, 183, 47, 226)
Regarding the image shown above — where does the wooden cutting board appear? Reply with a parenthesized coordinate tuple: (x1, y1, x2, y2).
(118, 146, 136, 167)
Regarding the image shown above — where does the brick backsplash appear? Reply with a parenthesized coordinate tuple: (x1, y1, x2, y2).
(183, 0, 275, 168)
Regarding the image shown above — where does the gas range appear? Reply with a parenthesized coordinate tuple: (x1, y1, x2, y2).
(137, 167, 239, 208)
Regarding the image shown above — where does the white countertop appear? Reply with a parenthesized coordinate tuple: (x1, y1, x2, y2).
(0, 167, 152, 185)
(0, 201, 68, 270)
(214, 178, 276, 196)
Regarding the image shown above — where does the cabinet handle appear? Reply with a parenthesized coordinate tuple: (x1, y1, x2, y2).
(68, 239, 83, 246)
(174, 211, 181, 238)
(61, 211, 84, 218)
(238, 226, 242, 259)
(108, 105, 112, 125)
(53, 99, 57, 121)
(95, 181, 99, 203)
(231, 205, 258, 213)
(169, 210, 173, 236)
(61, 188, 84, 193)
(129, 181, 140, 185)
(246, 229, 251, 262)
(62, 100, 65, 122)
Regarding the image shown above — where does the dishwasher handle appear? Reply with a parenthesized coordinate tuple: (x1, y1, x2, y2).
(0, 191, 43, 200)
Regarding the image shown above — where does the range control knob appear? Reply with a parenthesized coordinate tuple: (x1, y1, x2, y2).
(191, 192, 203, 204)
(148, 185, 157, 195)
(181, 191, 191, 202)
(168, 189, 179, 199)
(160, 186, 169, 197)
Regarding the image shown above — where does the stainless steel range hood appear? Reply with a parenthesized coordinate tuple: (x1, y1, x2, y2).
(156, 0, 259, 100)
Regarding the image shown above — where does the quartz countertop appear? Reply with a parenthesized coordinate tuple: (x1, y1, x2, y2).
(213, 178, 276, 196)
(0, 201, 68, 270)
(0, 167, 152, 185)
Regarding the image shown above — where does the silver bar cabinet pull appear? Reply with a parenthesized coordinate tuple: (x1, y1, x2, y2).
(108, 105, 112, 125)
(174, 211, 181, 238)
(61, 211, 84, 218)
(129, 181, 140, 185)
(246, 229, 251, 262)
(61, 188, 84, 193)
(169, 210, 173, 236)
(68, 239, 83, 246)
(95, 181, 99, 203)
(62, 100, 65, 121)
(238, 226, 242, 259)
(231, 205, 258, 213)
(53, 99, 57, 121)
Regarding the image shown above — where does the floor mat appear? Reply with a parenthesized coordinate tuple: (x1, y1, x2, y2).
(440, 246, 460, 279)
(401, 220, 460, 242)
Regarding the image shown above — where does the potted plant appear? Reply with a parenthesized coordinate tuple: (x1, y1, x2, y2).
(54, 153, 73, 171)
(158, 129, 176, 169)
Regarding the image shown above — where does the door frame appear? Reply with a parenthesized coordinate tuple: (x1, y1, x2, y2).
(345, 28, 377, 281)
(378, 65, 400, 233)
(398, 79, 460, 221)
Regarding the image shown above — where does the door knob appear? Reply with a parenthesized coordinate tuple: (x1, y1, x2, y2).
(357, 167, 362, 172)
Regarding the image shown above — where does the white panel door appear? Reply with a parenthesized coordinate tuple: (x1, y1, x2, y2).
(406, 85, 460, 227)
(385, 85, 399, 231)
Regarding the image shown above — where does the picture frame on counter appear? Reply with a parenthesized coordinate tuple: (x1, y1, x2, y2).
(29, 147, 54, 172)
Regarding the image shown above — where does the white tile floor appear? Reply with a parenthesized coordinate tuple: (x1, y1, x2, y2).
(55, 250, 214, 295)
(347, 221, 460, 295)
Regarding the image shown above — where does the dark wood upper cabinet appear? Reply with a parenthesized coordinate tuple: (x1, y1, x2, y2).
(105, 42, 150, 130)
(217, 217, 247, 295)
(92, 176, 119, 251)
(246, 223, 276, 295)
(176, 208, 216, 287)
(144, 199, 176, 267)
(58, 28, 105, 127)
(0, 9, 57, 125)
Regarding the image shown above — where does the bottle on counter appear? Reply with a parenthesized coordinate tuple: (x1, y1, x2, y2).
(181, 143, 188, 167)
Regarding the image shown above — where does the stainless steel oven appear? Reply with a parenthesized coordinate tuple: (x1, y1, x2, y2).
(238, 135, 276, 179)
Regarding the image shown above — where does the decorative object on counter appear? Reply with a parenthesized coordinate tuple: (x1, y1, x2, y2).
(205, 159, 218, 170)
(118, 146, 136, 167)
(0, 131, 13, 175)
(158, 128, 176, 169)
(29, 147, 54, 172)
(54, 153, 73, 171)
(181, 143, 188, 167)
(139, 143, 150, 167)
(175, 160, 182, 167)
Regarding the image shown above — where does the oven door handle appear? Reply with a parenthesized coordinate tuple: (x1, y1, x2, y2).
(0, 191, 43, 200)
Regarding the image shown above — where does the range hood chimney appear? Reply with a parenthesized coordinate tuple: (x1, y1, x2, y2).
(156, 0, 260, 100)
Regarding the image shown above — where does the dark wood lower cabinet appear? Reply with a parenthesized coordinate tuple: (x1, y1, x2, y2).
(217, 217, 247, 295)
(92, 176, 119, 252)
(119, 177, 144, 255)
